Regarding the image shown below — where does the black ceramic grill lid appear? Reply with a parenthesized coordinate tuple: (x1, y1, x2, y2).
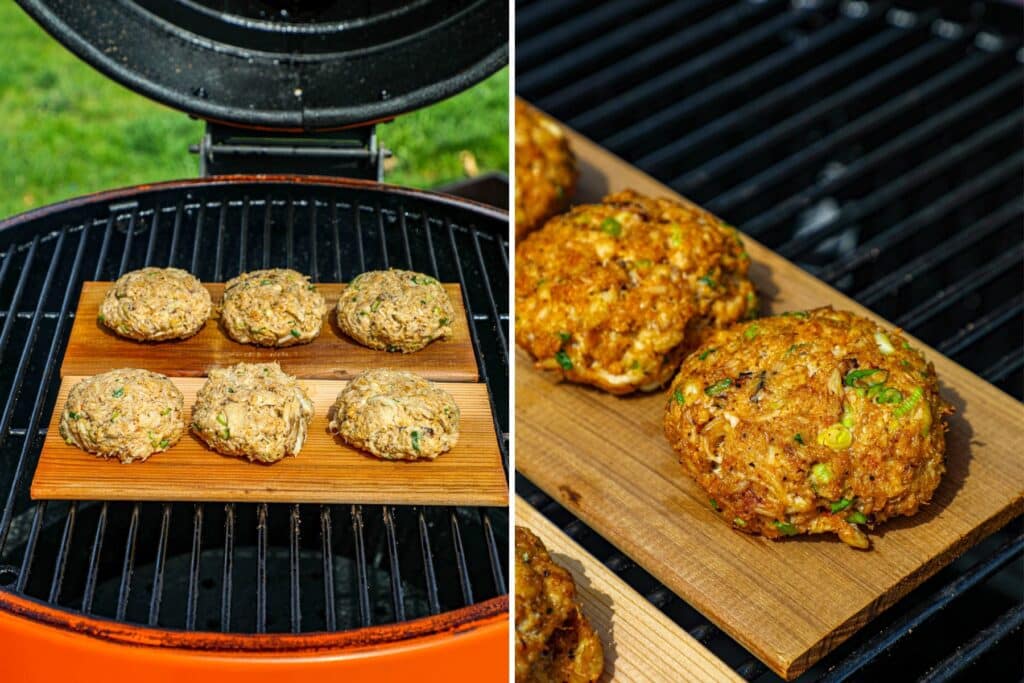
(15, 0, 509, 131)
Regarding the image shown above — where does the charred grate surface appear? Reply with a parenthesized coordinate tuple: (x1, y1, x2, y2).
(0, 179, 508, 634)
(518, 0, 1022, 680)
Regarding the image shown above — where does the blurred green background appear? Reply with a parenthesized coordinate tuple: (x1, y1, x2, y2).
(0, 3, 508, 219)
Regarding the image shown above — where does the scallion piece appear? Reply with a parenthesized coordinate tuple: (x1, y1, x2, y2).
(733, 517, 747, 527)
(555, 350, 573, 370)
(705, 378, 732, 396)
(709, 498, 720, 512)
(772, 521, 798, 536)
(875, 387, 903, 404)
(290, 329, 300, 338)
(847, 511, 868, 524)
(558, 332, 571, 343)
(635, 258, 652, 268)
(830, 498, 853, 513)
(810, 462, 833, 485)
(743, 324, 759, 341)
(158, 439, 170, 450)
(875, 331, 896, 355)
(68, 411, 80, 420)
(673, 388, 685, 405)
(893, 387, 923, 418)
(411, 431, 421, 453)
(817, 423, 852, 450)
(781, 310, 809, 319)
(793, 433, 805, 445)
(844, 368, 886, 388)
(216, 413, 228, 426)
(112, 387, 125, 398)
(698, 275, 717, 288)
(601, 217, 622, 237)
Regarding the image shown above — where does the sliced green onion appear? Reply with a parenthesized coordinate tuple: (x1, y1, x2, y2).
(669, 225, 683, 247)
(411, 431, 421, 453)
(555, 350, 573, 370)
(698, 275, 717, 289)
(97, 314, 105, 323)
(773, 521, 798, 536)
(844, 368, 887, 388)
(558, 332, 571, 344)
(733, 517, 747, 527)
(439, 317, 450, 326)
(158, 439, 170, 450)
(601, 217, 622, 237)
(110, 409, 120, 421)
(673, 388, 686, 405)
(875, 387, 904, 404)
(698, 348, 717, 361)
(847, 511, 868, 524)
(370, 299, 382, 312)
(830, 498, 853, 513)
(893, 387, 923, 418)
(635, 258, 652, 268)
(818, 423, 852, 450)
(290, 329, 301, 338)
(705, 378, 732, 396)
(875, 331, 896, 355)
(160, 408, 172, 416)
(307, 284, 316, 291)
(840, 409, 855, 429)
(222, 428, 231, 440)
(793, 433, 805, 445)
(811, 462, 833, 485)
(260, 279, 272, 285)
(709, 498, 720, 512)
(743, 324, 760, 341)
(112, 387, 125, 398)
(68, 411, 80, 420)
(781, 310, 809, 319)
(216, 413, 228, 426)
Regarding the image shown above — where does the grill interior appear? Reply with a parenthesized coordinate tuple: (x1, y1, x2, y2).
(517, 0, 1022, 680)
(0, 180, 509, 634)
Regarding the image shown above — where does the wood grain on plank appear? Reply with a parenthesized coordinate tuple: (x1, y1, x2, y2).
(34, 377, 507, 506)
(517, 499, 742, 683)
(515, 120, 1024, 680)
(62, 283, 478, 381)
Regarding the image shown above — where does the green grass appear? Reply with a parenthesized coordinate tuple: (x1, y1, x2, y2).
(0, 4, 507, 219)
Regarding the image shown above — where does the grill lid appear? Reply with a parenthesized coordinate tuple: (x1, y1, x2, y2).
(15, 0, 508, 131)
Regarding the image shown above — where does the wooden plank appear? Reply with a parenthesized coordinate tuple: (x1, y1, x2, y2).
(62, 283, 478, 382)
(517, 499, 742, 683)
(515, 119, 1024, 679)
(33, 377, 507, 506)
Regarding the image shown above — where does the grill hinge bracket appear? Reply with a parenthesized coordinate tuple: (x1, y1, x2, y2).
(190, 122, 391, 180)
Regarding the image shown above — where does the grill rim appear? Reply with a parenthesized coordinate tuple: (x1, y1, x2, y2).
(0, 588, 506, 651)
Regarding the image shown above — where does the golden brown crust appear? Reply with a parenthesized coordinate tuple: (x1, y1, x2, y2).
(515, 526, 603, 683)
(664, 308, 952, 549)
(515, 99, 577, 239)
(516, 189, 757, 394)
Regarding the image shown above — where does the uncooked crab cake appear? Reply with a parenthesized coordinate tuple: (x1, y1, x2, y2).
(191, 362, 314, 464)
(220, 268, 324, 347)
(328, 369, 459, 461)
(336, 269, 455, 353)
(664, 307, 952, 549)
(99, 267, 212, 341)
(516, 190, 757, 395)
(59, 368, 184, 463)
(515, 526, 604, 683)
(515, 99, 577, 239)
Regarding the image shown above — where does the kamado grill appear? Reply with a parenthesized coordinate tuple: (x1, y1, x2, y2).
(518, 0, 1021, 681)
(0, 1, 509, 679)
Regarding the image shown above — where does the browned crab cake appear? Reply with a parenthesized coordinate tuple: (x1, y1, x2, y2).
(99, 267, 212, 341)
(515, 526, 604, 683)
(664, 308, 952, 549)
(515, 99, 577, 239)
(516, 190, 757, 394)
(219, 269, 324, 347)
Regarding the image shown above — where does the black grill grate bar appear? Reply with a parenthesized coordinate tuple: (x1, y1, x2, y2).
(482, 511, 506, 595)
(635, 17, 909, 172)
(377, 202, 389, 269)
(237, 200, 250, 274)
(520, 0, 721, 97)
(383, 506, 406, 623)
(256, 502, 268, 633)
(602, 2, 880, 153)
(981, 352, 1024, 386)
(449, 509, 475, 606)
(117, 208, 139, 277)
(289, 504, 302, 633)
(517, 0, 665, 72)
(185, 504, 204, 630)
(544, 0, 790, 118)
(144, 207, 161, 267)
(15, 502, 45, 592)
(516, 0, 585, 37)
(898, 248, 1023, 333)
(937, 292, 1024, 359)
(47, 502, 76, 604)
(821, 532, 1024, 682)
(114, 504, 141, 622)
(352, 505, 372, 627)
(418, 510, 442, 615)
(214, 203, 227, 281)
(147, 503, 172, 626)
(93, 216, 114, 280)
(742, 67, 1024, 239)
(0, 243, 33, 363)
(80, 502, 108, 614)
(695, 37, 986, 204)
(168, 202, 184, 270)
(920, 602, 1024, 683)
(261, 198, 272, 270)
(854, 202, 1023, 306)
(778, 129, 1022, 260)
(220, 503, 235, 632)
(330, 202, 342, 280)
(354, 204, 367, 272)
(472, 230, 508, 364)
(285, 200, 296, 269)
(190, 204, 206, 275)
(309, 204, 320, 281)
(320, 505, 337, 630)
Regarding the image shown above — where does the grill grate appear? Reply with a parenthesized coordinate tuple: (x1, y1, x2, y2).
(0, 179, 509, 634)
(517, 0, 1023, 679)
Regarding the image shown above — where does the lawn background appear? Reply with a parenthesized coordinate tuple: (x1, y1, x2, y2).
(0, 3, 508, 219)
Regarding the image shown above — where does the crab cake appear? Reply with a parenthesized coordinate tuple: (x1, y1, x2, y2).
(516, 190, 757, 395)
(515, 526, 603, 683)
(191, 362, 314, 464)
(328, 369, 459, 461)
(336, 269, 455, 353)
(664, 308, 952, 549)
(99, 267, 212, 341)
(59, 369, 184, 463)
(220, 268, 324, 347)
(515, 99, 577, 239)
